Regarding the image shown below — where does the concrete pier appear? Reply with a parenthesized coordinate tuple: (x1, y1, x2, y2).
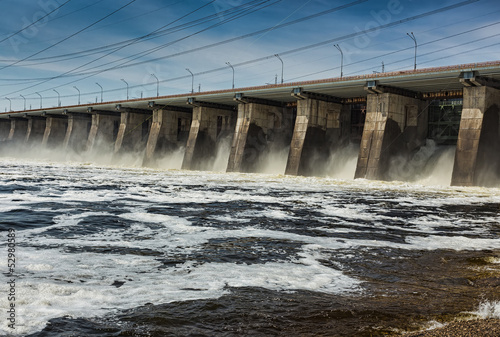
(227, 95, 284, 173)
(355, 82, 426, 180)
(41, 115, 68, 147)
(62, 112, 92, 152)
(0, 119, 10, 141)
(451, 73, 500, 186)
(25, 116, 46, 145)
(86, 109, 121, 152)
(143, 104, 192, 166)
(7, 118, 28, 142)
(285, 89, 350, 176)
(182, 99, 235, 171)
(114, 106, 152, 154)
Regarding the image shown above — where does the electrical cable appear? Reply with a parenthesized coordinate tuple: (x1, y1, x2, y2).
(0, 0, 72, 44)
(0, 0, 487, 102)
(0, 0, 138, 71)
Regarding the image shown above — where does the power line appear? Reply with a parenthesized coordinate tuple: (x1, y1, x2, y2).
(0, 0, 274, 74)
(3, 0, 280, 97)
(0, 0, 268, 65)
(0, 0, 486, 101)
(287, 20, 500, 81)
(0, 0, 138, 72)
(0, 0, 73, 44)
(62, 0, 479, 79)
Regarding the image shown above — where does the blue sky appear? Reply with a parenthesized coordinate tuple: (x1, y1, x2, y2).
(0, 0, 499, 111)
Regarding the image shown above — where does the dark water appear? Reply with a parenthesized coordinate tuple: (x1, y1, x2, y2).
(0, 159, 499, 336)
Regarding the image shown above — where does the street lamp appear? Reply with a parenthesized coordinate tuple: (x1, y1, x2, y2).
(121, 79, 129, 100)
(407, 32, 417, 71)
(35, 92, 42, 108)
(20, 94, 26, 110)
(186, 68, 194, 93)
(226, 62, 235, 89)
(334, 44, 343, 78)
(274, 54, 284, 84)
(5, 97, 11, 111)
(53, 89, 61, 107)
(73, 86, 80, 105)
(151, 73, 159, 97)
(96, 82, 103, 102)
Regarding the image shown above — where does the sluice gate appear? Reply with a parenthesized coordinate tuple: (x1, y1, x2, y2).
(1, 61, 500, 187)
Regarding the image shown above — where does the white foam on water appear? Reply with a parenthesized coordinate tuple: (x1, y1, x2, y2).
(2, 158, 500, 335)
(257, 146, 290, 175)
(325, 143, 359, 180)
(406, 235, 500, 251)
(154, 147, 185, 170)
(473, 301, 500, 319)
(1, 232, 361, 335)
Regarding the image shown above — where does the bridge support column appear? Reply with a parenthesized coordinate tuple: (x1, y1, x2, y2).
(86, 112, 121, 152)
(143, 107, 192, 166)
(42, 116, 68, 147)
(355, 87, 425, 180)
(0, 119, 10, 141)
(285, 92, 350, 176)
(8, 118, 28, 143)
(114, 110, 151, 153)
(182, 100, 235, 171)
(451, 84, 500, 186)
(25, 117, 46, 145)
(63, 113, 92, 152)
(227, 100, 284, 173)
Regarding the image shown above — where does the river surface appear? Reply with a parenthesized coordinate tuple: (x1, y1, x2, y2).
(0, 155, 499, 336)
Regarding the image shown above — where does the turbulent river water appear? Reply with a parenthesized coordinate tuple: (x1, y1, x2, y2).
(0, 152, 500, 336)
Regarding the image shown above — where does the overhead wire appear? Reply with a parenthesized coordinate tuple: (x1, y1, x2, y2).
(0, 0, 138, 71)
(0, 0, 270, 66)
(1, 0, 489, 103)
(3, 0, 281, 97)
(58, 0, 478, 80)
(286, 20, 500, 81)
(0, 0, 72, 44)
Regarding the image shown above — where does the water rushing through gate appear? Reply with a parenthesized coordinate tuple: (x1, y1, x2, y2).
(0, 149, 499, 336)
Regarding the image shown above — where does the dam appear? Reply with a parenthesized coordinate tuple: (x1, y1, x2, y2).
(1, 61, 500, 187)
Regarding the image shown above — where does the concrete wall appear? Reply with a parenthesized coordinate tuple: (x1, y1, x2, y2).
(42, 117, 68, 148)
(227, 102, 284, 173)
(8, 119, 28, 143)
(25, 118, 46, 145)
(0, 120, 11, 141)
(182, 106, 234, 171)
(355, 93, 427, 181)
(86, 114, 121, 152)
(285, 98, 350, 176)
(114, 112, 152, 153)
(452, 86, 500, 186)
(143, 109, 192, 166)
(63, 114, 92, 152)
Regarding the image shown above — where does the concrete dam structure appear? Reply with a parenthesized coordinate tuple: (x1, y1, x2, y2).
(1, 61, 500, 187)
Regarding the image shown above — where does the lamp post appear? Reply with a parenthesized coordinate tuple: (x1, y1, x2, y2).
(186, 68, 194, 94)
(73, 86, 80, 105)
(20, 94, 26, 110)
(5, 97, 11, 111)
(334, 44, 343, 78)
(36, 92, 42, 108)
(226, 62, 235, 89)
(96, 82, 103, 102)
(407, 32, 417, 71)
(53, 89, 61, 107)
(274, 54, 284, 84)
(151, 73, 159, 97)
(120, 79, 129, 100)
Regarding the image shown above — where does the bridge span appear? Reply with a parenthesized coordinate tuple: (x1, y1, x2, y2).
(1, 61, 500, 187)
